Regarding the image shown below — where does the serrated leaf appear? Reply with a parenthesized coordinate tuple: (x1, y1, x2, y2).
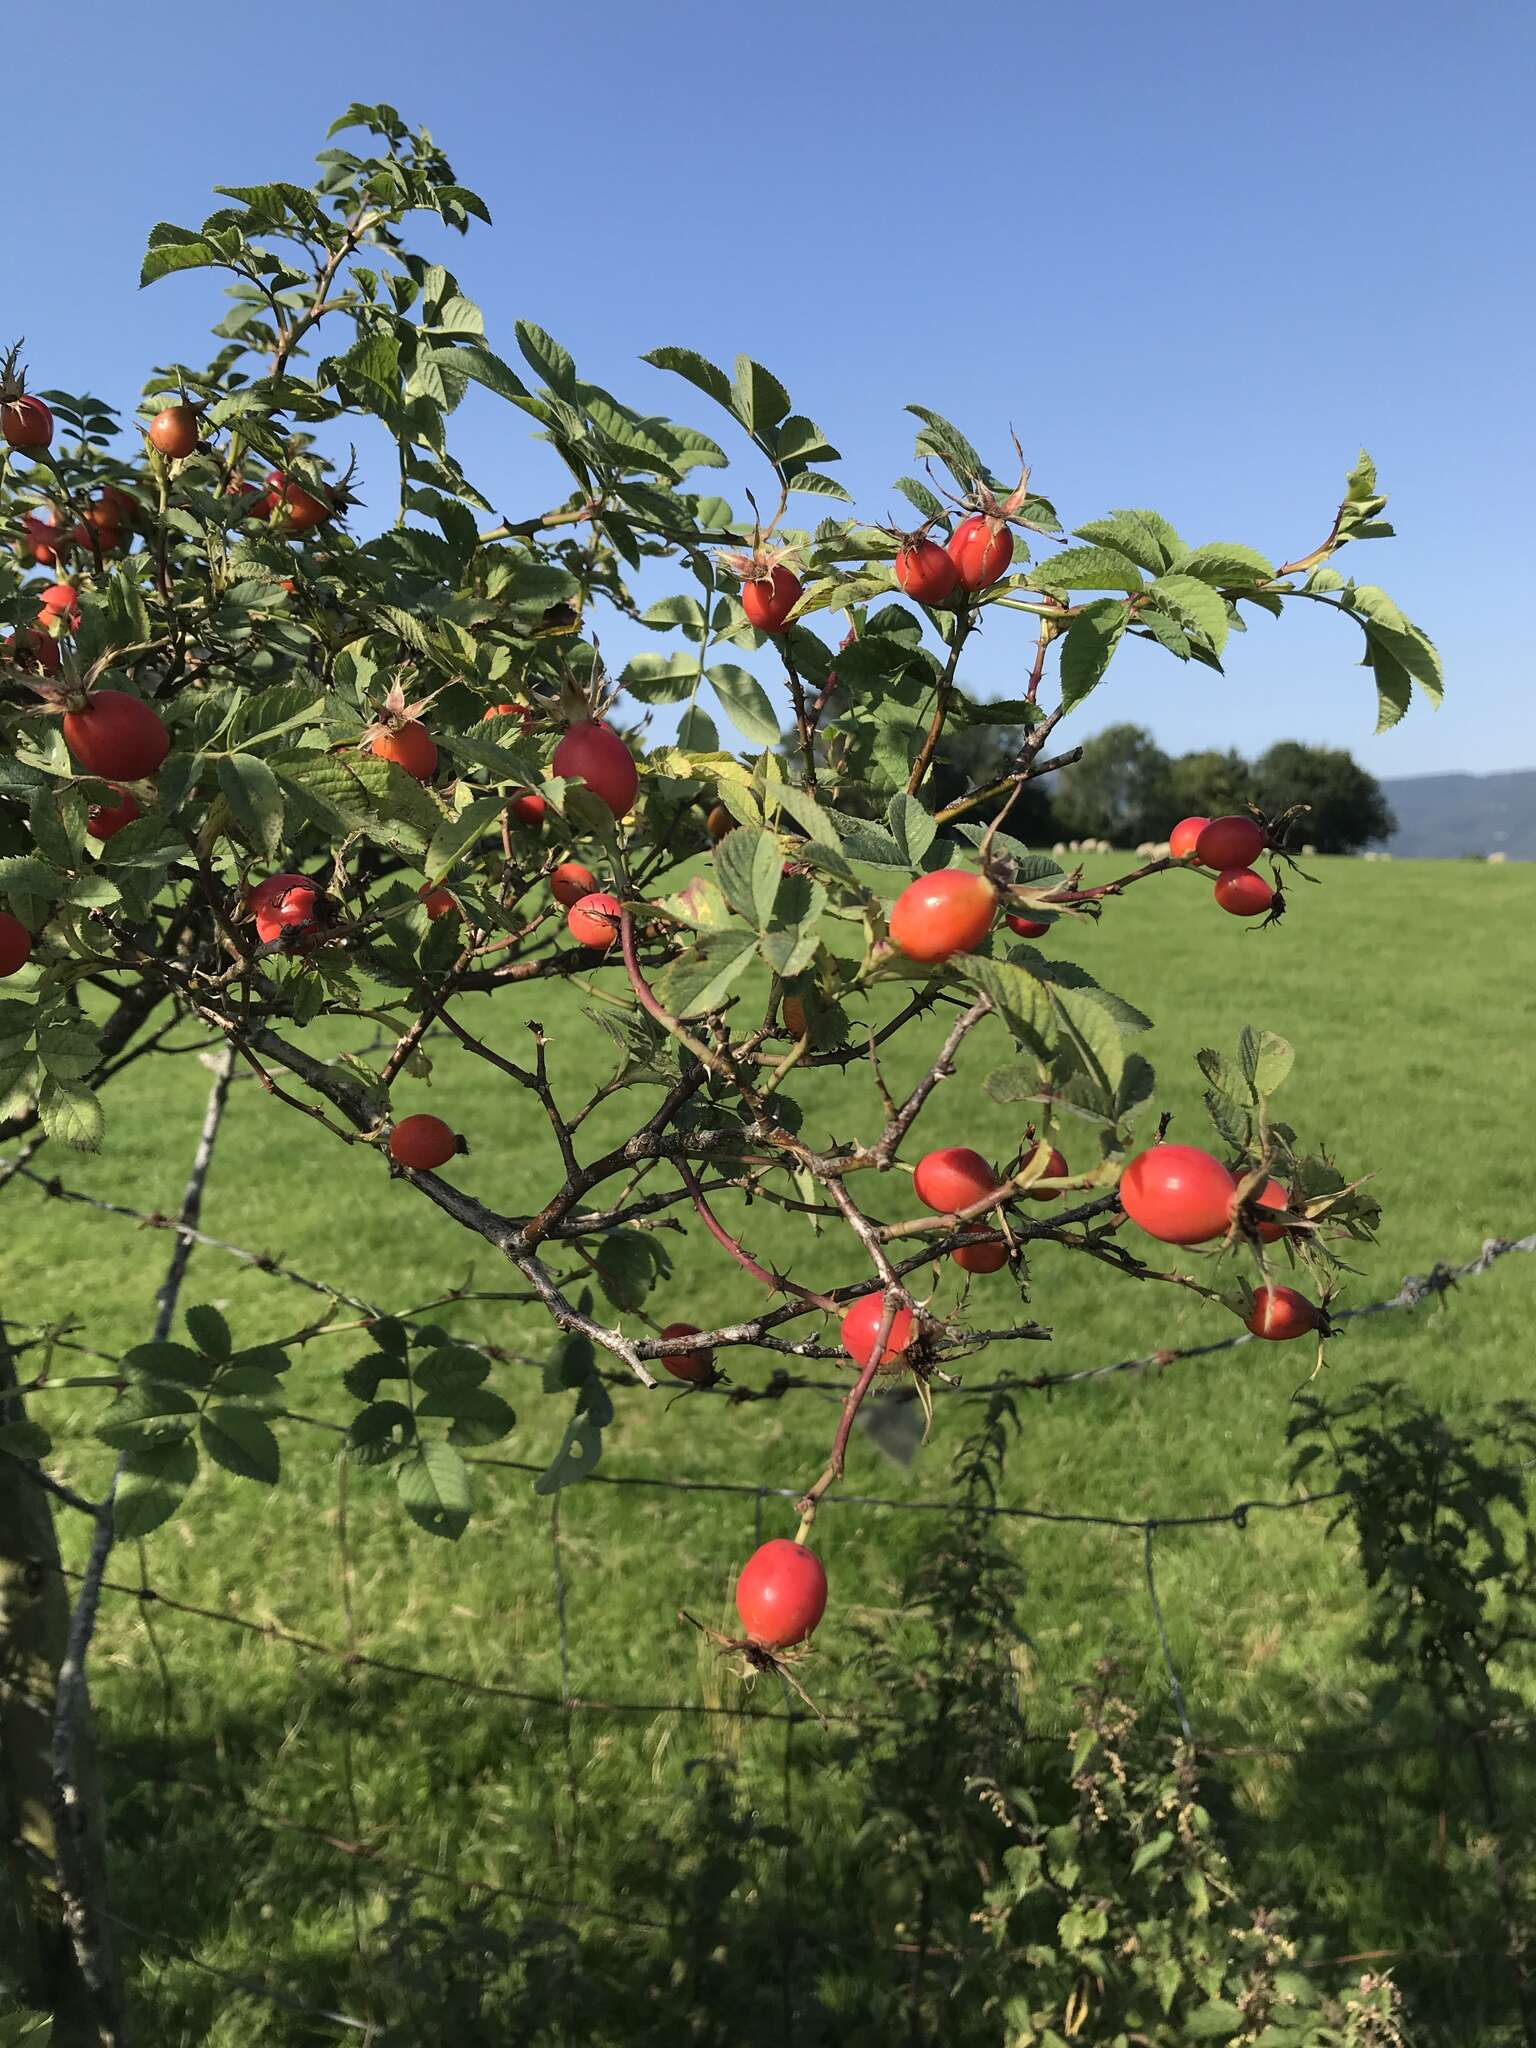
(422, 1387, 515, 1446)
(1073, 507, 1185, 574)
(884, 792, 937, 866)
(120, 1340, 214, 1387)
(1058, 599, 1128, 711)
(515, 321, 576, 397)
(731, 355, 791, 435)
(95, 1380, 198, 1449)
(185, 1303, 231, 1360)
(643, 345, 734, 412)
(37, 1077, 104, 1150)
(1186, 2002, 1244, 2039)
(711, 824, 782, 928)
(534, 1414, 605, 1492)
(0, 856, 66, 900)
(414, 1346, 491, 1395)
(35, 1023, 99, 1080)
(1171, 542, 1276, 586)
(906, 406, 985, 489)
(201, 1406, 280, 1484)
(114, 1436, 198, 1537)
(425, 794, 504, 885)
(676, 705, 719, 751)
(957, 956, 1052, 1055)
(652, 931, 758, 1018)
(893, 476, 946, 523)
(1149, 573, 1230, 654)
(593, 1231, 665, 1311)
(707, 664, 782, 747)
(1239, 1026, 1294, 1100)
(396, 1440, 471, 1538)
(1027, 545, 1143, 593)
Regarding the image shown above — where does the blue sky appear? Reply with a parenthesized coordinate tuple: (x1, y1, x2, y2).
(9, 0, 1532, 778)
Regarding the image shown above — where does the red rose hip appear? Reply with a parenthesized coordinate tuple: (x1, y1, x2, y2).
(567, 891, 623, 950)
(657, 1322, 715, 1384)
(734, 1539, 827, 1650)
(1169, 815, 1209, 863)
(1119, 1144, 1237, 1245)
(947, 513, 1014, 591)
(739, 565, 802, 635)
(0, 912, 33, 977)
(388, 1114, 459, 1171)
(839, 1292, 915, 1372)
(889, 870, 997, 964)
(62, 691, 170, 781)
(893, 537, 959, 605)
(1246, 1285, 1321, 1341)
(1196, 815, 1265, 871)
(914, 1146, 997, 1214)
(1213, 868, 1274, 918)
(552, 720, 638, 818)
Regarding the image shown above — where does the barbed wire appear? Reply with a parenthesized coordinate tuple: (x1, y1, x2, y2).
(5, 1135, 1534, 2039)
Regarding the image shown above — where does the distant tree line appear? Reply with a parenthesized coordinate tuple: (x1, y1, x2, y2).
(929, 721, 1398, 854)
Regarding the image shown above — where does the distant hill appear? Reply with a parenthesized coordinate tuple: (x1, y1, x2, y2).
(1376, 769, 1535, 860)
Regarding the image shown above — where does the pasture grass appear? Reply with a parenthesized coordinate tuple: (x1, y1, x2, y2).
(7, 854, 1535, 2041)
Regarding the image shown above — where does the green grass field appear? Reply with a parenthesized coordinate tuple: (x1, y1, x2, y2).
(8, 855, 1535, 2042)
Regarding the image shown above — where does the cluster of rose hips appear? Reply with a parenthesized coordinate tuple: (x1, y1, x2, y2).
(733, 507, 1017, 639)
(1169, 813, 1276, 917)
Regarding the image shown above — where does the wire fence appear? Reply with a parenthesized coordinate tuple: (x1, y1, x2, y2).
(3, 1135, 1535, 2041)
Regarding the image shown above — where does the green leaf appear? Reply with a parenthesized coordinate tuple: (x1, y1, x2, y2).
(1058, 599, 1127, 710)
(0, 856, 66, 901)
(621, 654, 699, 704)
(515, 321, 576, 397)
(1362, 628, 1414, 732)
(893, 476, 946, 523)
(884, 792, 937, 866)
(37, 1077, 104, 1151)
(643, 345, 734, 413)
(120, 1340, 214, 1387)
(96, 1380, 198, 1450)
(676, 705, 719, 751)
(1170, 542, 1276, 587)
(708, 664, 782, 747)
(35, 1023, 99, 1081)
(185, 1304, 232, 1360)
(652, 932, 759, 1018)
(1130, 1829, 1175, 1873)
(425, 795, 504, 885)
(712, 825, 782, 928)
(415, 1386, 515, 1446)
(534, 1413, 605, 1493)
(114, 1435, 198, 1537)
(139, 231, 218, 287)
(593, 1231, 667, 1311)
(1149, 572, 1230, 654)
(1186, 2001, 1244, 2038)
(200, 1407, 280, 1484)
(957, 956, 1053, 1056)
(906, 406, 985, 489)
(396, 1440, 472, 1539)
(1072, 507, 1185, 574)
(1027, 546, 1143, 593)
(414, 1346, 490, 1396)
(731, 355, 792, 435)
(218, 756, 290, 866)
(1239, 1026, 1293, 1099)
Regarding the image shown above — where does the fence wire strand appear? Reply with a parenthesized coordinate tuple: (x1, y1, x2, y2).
(1, 1185, 1533, 2039)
